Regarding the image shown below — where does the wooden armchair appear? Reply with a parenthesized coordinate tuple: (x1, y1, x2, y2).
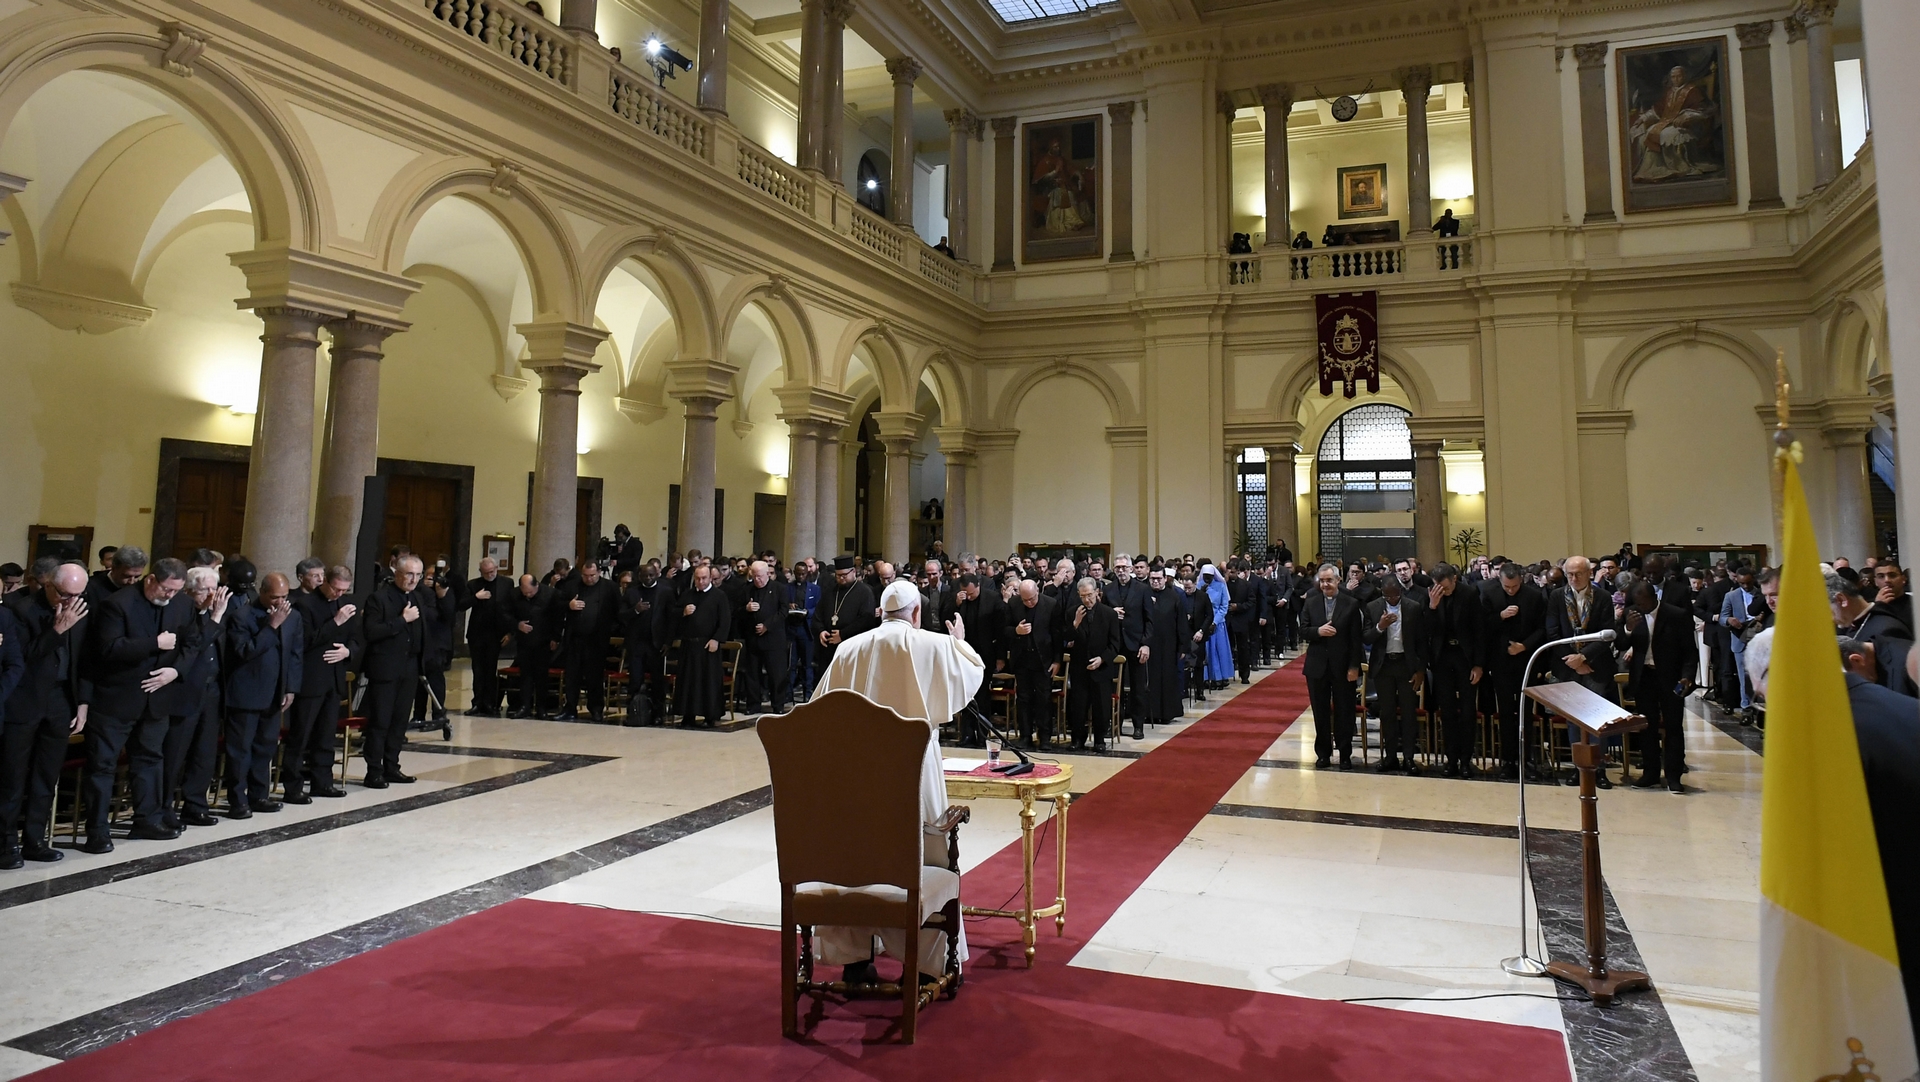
(757, 689, 966, 1043)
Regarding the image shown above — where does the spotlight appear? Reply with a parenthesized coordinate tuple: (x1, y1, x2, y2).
(642, 34, 692, 88)
(865, 178, 879, 191)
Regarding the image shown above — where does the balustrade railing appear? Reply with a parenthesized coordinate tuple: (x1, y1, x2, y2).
(850, 204, 904, 262)
(610, 71, 708, 158)
(1435, 238, 1473, 271)
(919, 247, 962, 292)
(738, 142, 810, 214)
(1290, 243, 1404, 280)
(1228, 256, 1261, 286)
(424, 0, 570, 82)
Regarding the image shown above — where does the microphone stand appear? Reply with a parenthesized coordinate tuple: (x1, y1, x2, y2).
(964, 703, 1034, 776)
(1501, 628, 1614, 979)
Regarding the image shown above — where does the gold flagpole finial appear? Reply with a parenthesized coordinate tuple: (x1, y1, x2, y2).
(1770, 348, 1791, 564)
(1774, 349, 1792, 441)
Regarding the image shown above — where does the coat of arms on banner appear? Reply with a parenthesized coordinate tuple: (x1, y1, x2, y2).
(1315, 291, 1379, 398)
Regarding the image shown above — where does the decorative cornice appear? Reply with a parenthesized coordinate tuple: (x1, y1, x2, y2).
(10, 282, 154, 334)
(1575, 409, 1634, 436)
(616, 395, 665, 422)
(229, 245, 420, 322)
(492, 373, 531, 401)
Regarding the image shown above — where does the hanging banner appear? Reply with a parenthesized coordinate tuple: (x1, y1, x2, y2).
(1315, 291, 1379, 398)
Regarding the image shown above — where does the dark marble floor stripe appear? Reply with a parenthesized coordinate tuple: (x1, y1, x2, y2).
(0, 746, 614, 914)
(1690, 697, 1764, 756)
(1209, 801, 1522, 839)
(5, 785, 774, 1061)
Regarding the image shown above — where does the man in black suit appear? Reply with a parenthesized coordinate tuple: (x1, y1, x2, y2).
(288, 565, 357, 802)
(1, 560, 90, 866)
(1104, 560, 1151, 736)
(85, 545, 147, 611)
(1872, 563, 1913, 633)
(673, 562, 732, 726)
(1226, 562, 1257, 684)
(1140, 568, 1189, 732)
(623, 563, 669, 722)
(556, 559, 619, 721)
(1622, 580, 1693, 792)
(951, 573, 1007, 742)
(0, 600, 25, 865)
(1299, 563, 1364, 769)
(508, 573, 560, 719)
(1006, 579, 1058, 747)
(359, 555, 425, 788)
(85, 557, 199, 848)
(464, 558, 511, 716)
(1064, 577, 1122, 750)
(1830, 571, 1915, 697)
(1422, 563, 1485, 778)
(1483, 562, 1548, 779)
(166, 567, 230, 828)
(412, 562, 458, 725)
(222, 571, 303, 819)
(1363, 576, 1425, 774)
(738, 560, 789, 715)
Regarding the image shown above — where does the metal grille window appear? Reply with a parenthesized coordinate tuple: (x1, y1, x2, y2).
(1236, 448, 1268, 555)
(1316, 405, 1415, 563)
(986, 0, 1116, 23)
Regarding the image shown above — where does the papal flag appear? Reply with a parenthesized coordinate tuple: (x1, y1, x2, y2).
(1762, 452, 1917, 1081)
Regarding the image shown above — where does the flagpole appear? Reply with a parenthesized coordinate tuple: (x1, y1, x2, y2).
(1769, 350, 1791, 565)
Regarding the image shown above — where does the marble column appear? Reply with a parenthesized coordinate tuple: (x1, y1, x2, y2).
(1108, 101, 1136, 261)
(1737, 21, 1784, 208)
(1265, 444, 1297, 558)
(1862, 0, 1920, 561)
(944, 110, 978, 262)
(676, 395, 723, 557)
(943, 450, 973, 557)
(991, 116, 1017, 270)
(1799, 0, 1844, 188)
(1573, 43, 1614, 222)
(1257, 85, 1291, 248)
(1827, 426, 1878, 562)
(887, 57, 921, 229)
(815, 431, 845, 559)
(313, 318, 404, 569)
(520, 321, 606, 576)
(883, 436, 914, 565)
(796, 0, 827, 172)
(1401, 66, 1434, 236)
(1413, 439, 1445, 568)
(241, 308, 328, 577)
(822, 0, 854, 187)
(696, 0, 729, 114)
(782, 419, 820, 561)
(559, 0, 597, 36)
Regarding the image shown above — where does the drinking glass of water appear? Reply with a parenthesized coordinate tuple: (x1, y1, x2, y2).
(987, 737, 1002, 766)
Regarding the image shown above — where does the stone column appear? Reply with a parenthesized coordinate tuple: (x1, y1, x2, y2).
(781, 419, 820, 562)
(1863, 0, 1920, 562)
(559, 0, 597, 36)
(1799, 1, 1844, 188)
(883, 437, 914, 565)
(991, 116, 1017, 270)
(1266, 444, 1297, 559)
(886, 57, 921, 228)
(796, 0, 827, 172)
(944, 110, 978, 262)
(696, 0, 729, 114)
(1401, 66, 1434, 236)
(1573, 43, 1614, 222)
(1257, 85, 1291, 248)
(313, 318, 405, 569)
(241, 308, 328, 577)
(676, 396, 724, 557)
(1108, 101, 1137, 261)
(822, 0, 854, 187)
(1413, 438, 1445, 568)
(943, 450, 973, 557)
(519, 321, 607, 576)
(1737, 21, 1784, 208)
(816, 428, 844, 558)
(1827, 425, 1878, 562)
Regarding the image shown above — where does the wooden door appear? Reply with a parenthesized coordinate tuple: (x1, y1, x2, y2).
(381, 474, 459, 565)
(753, 493, 786, 559)
(172, 459, 249, 561)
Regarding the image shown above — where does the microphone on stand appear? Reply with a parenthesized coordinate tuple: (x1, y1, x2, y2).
(1501, 627, 1617, 979)
(960, 703, 1034, 776)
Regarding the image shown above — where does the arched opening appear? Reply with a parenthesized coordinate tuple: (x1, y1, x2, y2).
(856, 151, 887, 216)
(1315, 403, 1413, 564)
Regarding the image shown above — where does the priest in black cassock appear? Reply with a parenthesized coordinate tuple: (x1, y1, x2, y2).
(810, 556, 876, 677)
(673, 563, 731, 726)
(1141, 566, 1189, 731)
(1184, 575, 1216, 702)
(1103, 561, 1150, 737)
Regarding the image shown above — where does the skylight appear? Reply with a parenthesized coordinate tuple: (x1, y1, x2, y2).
(986, 0, 1114, 25)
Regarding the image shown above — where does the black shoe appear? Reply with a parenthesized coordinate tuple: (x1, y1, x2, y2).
(1131, 723, 1145, 739)
(81, 835, 114, 855)
(1404, 762, 1423, 777)
(1596, 771, 1614, 790)
(1314, 756, 1332, 769)
(506, 710, 530, 720)
(311, 784, 346, 798)
(1667, 779, 1685, 794)
(283, 791, 312, 805)
(1498, 762, 1520, 780)
(252, 798, 284, 813)
(1631, 771, 1663, 788)
(388, 771, 417, 784)
(467, 707, 498, 718)
(227, 803, 252, 820)
(20, 844, 62, 863)
(0, 848, 20, 871)
(163, 814, 181, 833)
(180, 809, 220, 827)
(362, 775, 389, 790)
(1338, 756, 1354, 771)
(131, 823, 180, 841)
(1375, 757, 1398, 774)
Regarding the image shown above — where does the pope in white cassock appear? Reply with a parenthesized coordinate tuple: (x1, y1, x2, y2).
(812, 579, 986, 983)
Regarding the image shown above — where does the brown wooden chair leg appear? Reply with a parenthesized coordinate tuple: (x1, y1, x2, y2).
(902, 912, 920, 1045)
(780, 890, 797, 1039)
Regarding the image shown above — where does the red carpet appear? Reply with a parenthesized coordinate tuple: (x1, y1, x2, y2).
(31, 667, 1573, 1081)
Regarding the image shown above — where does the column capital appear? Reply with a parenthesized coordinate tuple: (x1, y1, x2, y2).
(663, 357, 740, 402)
(823, 0, 855, 29)
(1792, 0, 1835, 27)
(1735, 20, 1775, 48)
(1107, 100, 1136, 122)
(255, 306, 330, 346)
(326, 316, 407, 356)
(1255, 83, 1291, 109)
(944, 108, 982, 137)
(885, 55, 922, 84)
(942, 449, 978, 470)
(1571, 42, 1608, 70)
(774, 383, 855, 424)
(230, 245, 419, 323)
(516, 318, 606, 375)
(880, 435, 916, 455)
(1785, 14, 1806, 42)
(676, 394, 726, 421)
(1397, 65, 1433, 97)
(932, 425, 981, 455)
(990, 115, 1018, 137)
(874, 409, 924, 442)
(1216, 91, 1237, 117)
(974, 428, 1020, 452)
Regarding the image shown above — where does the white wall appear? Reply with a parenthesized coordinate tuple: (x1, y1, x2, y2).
(1621, 343, 1772, 549)
(1010, 375, 1113, 544)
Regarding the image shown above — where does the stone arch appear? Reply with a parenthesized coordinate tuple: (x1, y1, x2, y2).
(578, 228, 717, 363)
(377, 160, 579, 320)
(0, 36, 316, 247)
(1825, 292, 1886, 397)
(1268, 345, 1434, 420)
(715, 273, 816, 385)
(829, 318, 911, 406)
(1598, 323, 1775, 410)
(993, 357, 1134, 428)
(907, 346, 970, 431)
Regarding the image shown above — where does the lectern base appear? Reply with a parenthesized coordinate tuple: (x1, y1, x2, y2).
(1546, 959, 1650, 1006)
(1501, 955, 1549, 978)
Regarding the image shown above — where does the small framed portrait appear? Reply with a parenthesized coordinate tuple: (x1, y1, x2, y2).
(1337, 163, 1389, 219)
(483, 533, 515, 575)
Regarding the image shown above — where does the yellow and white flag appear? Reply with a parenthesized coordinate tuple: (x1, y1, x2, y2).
(1762, 453, 1917, 1081)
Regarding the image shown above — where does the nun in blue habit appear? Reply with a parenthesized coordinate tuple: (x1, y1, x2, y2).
(1201, 564, 1235, 684)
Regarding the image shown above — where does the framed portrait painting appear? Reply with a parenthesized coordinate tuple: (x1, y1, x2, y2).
(1022, 115, 1102, 263)
(1615, 36, 1736, 212)
(1337, 163, 1388, 219)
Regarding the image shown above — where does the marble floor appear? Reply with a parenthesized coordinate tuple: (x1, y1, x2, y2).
(0, 660, 1762, 1082)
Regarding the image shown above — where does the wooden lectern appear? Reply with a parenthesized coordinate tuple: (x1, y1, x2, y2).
(1525, 681, 1651, 1005)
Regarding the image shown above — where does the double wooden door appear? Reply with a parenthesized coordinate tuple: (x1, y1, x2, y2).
(171, 458, 249, 561)
(381, 473, 460, 565)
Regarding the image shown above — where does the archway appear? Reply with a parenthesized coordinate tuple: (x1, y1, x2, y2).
(1314, 403, 1414, 564)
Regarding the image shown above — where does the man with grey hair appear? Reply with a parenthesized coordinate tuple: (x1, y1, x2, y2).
(1299, 562, 1363, 769)
(86, 544, 147, 610)
(1065, 576, 1122, 749)
(359, 555, 425, 787)
(165, 566, 229, 828)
